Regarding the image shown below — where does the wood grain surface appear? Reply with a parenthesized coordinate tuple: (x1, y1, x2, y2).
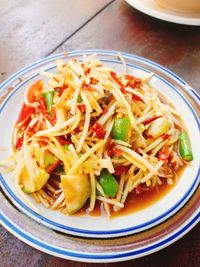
(0, 0, 199, 266)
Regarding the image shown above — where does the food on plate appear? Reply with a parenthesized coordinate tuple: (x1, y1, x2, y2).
(0, 54, 193, 217)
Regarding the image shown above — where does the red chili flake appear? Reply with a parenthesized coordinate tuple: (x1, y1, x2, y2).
(57, 136, 71, 145)
(106, 140, 122, 158)
(90, 78, 98, 85)
(143, 116, 162, 126)
(82, 83, 95, 91)
(91, 122, 106, 139)
(113, 148, 123, 158)
(78, 104, 86, 113)
(132, 94, 143, 102)
(110, 71, 126, 94)
(102, 107, 109, 114)
(84, 68, 91, 75)
(46, 160, 61, 174)
(157, 145, 171, 163)
(125, 75, 141, 89)
(74, 127, 81, 133)
(45, 107, 57, 125)
(15, 135, 24, 150)
(38, 96, 47, 114)
(58, 83, 68, 96)
(38, 140, 48, 147)
(161, 134, 170, 140)
(114, 165, 130, 176)
(135, 184, 142, 194)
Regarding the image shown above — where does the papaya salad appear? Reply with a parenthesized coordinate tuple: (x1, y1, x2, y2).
(0, 54, 193, 217)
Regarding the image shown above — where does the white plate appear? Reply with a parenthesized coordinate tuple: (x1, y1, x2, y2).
(125, 0, 200, 26)
(0, 50, 199, 262)
(0, 50, 199, 240)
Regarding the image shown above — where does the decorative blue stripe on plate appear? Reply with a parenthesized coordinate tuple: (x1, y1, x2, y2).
(0, 211, 199, 260)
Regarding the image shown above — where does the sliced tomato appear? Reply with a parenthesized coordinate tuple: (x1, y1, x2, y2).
(27, 80, 43, 103)
(16, 104, 35, 126)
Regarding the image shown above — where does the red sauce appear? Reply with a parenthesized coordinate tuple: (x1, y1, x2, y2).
(76, 166, 186, 218)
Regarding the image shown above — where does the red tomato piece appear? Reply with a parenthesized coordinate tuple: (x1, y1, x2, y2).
(27, 80, 43, 103)
(91, 122, 106, 139)
(16, 104, 35, 127)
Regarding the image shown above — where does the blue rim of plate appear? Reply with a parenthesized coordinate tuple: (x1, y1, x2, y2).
(0, 50, 199, 238)
(0, 208, 199, 262)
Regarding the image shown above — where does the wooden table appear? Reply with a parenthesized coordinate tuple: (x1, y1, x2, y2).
(0, 0, 199, 266)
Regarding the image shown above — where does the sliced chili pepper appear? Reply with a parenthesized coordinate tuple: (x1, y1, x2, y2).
(132, 94, 143, 102)
(110, 71, 126, 94)
(161, 134, 170, 140)
(106, 140, 115, 157)
(91, 122, 106, 139)
(143, 116, 163, 126)
(15, 135, 24, 150)
(112, 148, 123, 158)
(82, 83, 95, 91)
(106, 140, 122, 158)
(78, 104, 86, 113)
(46, 160, 61, 174)
(84, 68, 91, 75)
(58, 83, 68, 96)
(114, 165, 130, 176)
(57, 136, 71, 145)
(38, 95, 47, 114)
(45, 107, 57, 125)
